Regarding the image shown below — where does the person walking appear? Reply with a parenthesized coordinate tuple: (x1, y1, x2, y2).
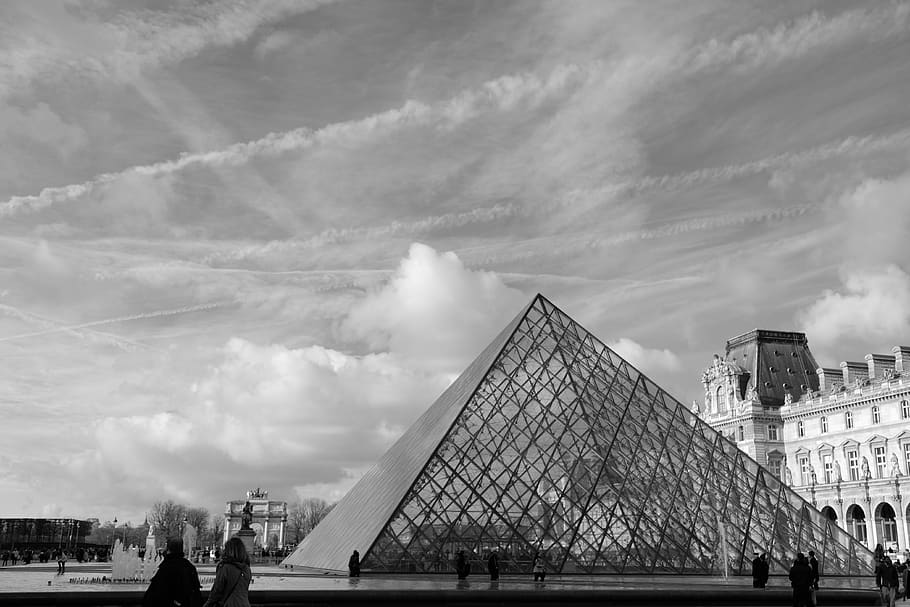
(532, 553, 546, 583)
(204, 537, 251, 607)
(760, 553, 770, 588)
(455, 550, 470, 580)
(789, 553, 814, 607)
(487, 550, 500, 581)
(56, 550, 67, 575)
(348, 550, 360, 577)
(808, 550, 819, 590)
(142, 538, 202, 607)
(877, 556, 900, 607)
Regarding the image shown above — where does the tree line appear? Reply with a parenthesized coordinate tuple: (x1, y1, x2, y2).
(84, 497, 335, 550)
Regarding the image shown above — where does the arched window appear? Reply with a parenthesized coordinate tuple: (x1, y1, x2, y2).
(846, 504, 867, 543)
(872, 406, 881, 424)
(716, 385, 725, 413)
(820, 416, 828, 433)
(797, 421, 805, 438)
(845, 411, 853, 429)
(875, 503, 898, 545)
(738, 425, 744, 441)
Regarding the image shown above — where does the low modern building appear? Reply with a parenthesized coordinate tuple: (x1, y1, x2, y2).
(222, 488, 287, 550)
(0, 518, 92, 551)
(700, 330, 910, 555)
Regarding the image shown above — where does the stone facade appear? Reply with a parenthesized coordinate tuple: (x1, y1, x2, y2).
(700, 331, 910, 555)
(222, 488, 287, 550)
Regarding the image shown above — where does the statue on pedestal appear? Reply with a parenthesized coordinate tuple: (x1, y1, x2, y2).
(241, 501, 253, 530)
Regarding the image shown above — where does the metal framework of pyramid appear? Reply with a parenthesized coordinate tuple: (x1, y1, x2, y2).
(283, 294, 874, 576)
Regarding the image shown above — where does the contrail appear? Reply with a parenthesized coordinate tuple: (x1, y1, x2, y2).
(0, 302, 226, 343)
(0, 303, 150, 351)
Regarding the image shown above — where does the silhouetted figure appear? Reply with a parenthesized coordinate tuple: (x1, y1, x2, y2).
(455, 550, 470, 580)
(487, 551, 499, 581)
(56, 550, 67, 574)
(348, 550, 360, 577)
(760, 553, 770, 588)
(808, 550, 819, 590)
(533, 553, 546, 582)
(789, 553, 813, 607)
(142, 538, 202, 607)
(752, 553, 763, 588)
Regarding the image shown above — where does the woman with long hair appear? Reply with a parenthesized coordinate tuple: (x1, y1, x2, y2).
(204, 537, 251, 607)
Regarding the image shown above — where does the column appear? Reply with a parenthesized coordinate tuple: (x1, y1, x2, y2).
(895, 506, 907, 551)
(263, 518, 269, 549)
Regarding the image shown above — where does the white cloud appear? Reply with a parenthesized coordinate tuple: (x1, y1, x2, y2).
(61, 244, 528, 512)
(342, 243, 527, 369)
(607, 337, 682, 375)
(0, 1, 335, 97)
(1, 63, 592, 216)
(798, 265, 910, 351)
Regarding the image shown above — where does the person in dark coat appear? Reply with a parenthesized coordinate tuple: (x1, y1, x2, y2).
(487, 550, 500, 581)
(752, 553, 764, 588)
(808, 550, 819, 590)
(789, 553, 814, 607)
(876, 556, 900, 607)
(142, 538, 202, 607)
(455, 550, 470, 580)
(760, 553, 770, 588)
(204, 537, 251, 607)
(348, 550, 360, 577)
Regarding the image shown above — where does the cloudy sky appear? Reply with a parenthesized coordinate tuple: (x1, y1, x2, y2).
(2, 1, 910, 525)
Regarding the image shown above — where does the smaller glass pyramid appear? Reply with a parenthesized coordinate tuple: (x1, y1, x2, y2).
(283, 294, 875, 576)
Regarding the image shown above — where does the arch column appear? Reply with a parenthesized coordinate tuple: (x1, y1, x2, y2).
(895, 501, 907, 550)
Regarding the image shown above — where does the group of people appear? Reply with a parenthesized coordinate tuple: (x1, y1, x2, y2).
(787, 551, 820, 607)
(347, 548, 546, 582)
(0, 548, 70, 572)
(873, 544, 909, 607)
(141, 536, 251, 607)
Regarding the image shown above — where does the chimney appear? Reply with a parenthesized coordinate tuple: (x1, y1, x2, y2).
(817, 367, 843, 392)
(840, 361, 869, 386)
(892, 346, 910, 373)
(865, 353, 896, 379)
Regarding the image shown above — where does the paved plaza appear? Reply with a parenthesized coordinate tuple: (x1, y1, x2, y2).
(0, 563, 875, 605)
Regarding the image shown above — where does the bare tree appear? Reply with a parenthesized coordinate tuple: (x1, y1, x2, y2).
(288, 498, 334, 544)
(209, 516, 225, 548)
(185, 507, 209, 534)
(149, 500, 186, 539)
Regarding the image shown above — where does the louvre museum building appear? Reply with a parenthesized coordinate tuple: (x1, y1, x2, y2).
(700, 329, 910, 558)
(283, 295, 875, 577)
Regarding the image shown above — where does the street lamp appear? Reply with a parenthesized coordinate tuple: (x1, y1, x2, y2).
(112, 517, 118, 552)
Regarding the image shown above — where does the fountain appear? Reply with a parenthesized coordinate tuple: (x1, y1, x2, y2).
(110, 538, 161, 583)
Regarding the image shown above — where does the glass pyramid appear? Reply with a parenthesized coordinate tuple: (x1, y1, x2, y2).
(283, 294, 874, 576)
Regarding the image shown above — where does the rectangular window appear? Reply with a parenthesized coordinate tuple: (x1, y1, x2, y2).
(848, 449, 859, 481)
(845, 411, 853, 429)
(820, 417, 828, 433)
(799, 455, 811, 486)
(902, 400, 910, 420)
(875, 446, 887, 478)
(738, 425, 745, 441)
(904, 443, 910, 477)
(823, 454, 834, 484)
(768, 425, 779, 441)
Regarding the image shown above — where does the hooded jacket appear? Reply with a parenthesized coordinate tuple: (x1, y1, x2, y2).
(203, 559, 251, 607)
